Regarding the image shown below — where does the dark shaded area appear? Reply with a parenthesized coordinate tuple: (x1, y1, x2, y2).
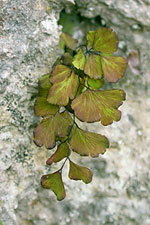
(58, 8, 105, 41)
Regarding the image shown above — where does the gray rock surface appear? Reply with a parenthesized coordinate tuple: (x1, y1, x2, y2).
(0, 0, 150, 225)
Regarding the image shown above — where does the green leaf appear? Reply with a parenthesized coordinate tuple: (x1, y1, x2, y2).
(55, 136, 68, 142)
(88, 78, 104, 89)
(68, 160, 93, 184)
(84, 54, 103, 79)
(72, 49, 86, 70)
(39, 87, 50, 98)
(60, 32, 78, 50)
(34, 97, 59, 117)
(34, 111, 72, 148)
(101, 56, 128, 82)
(70, 126, 109, 157)
(38, 73, 52, 98)
(59, 37, 65, 50)
(47, 70, 79, 106)
(71, 89, 126, 126)
(93, 28, 118, 54)
(41, 171, 66, 201)
(86, 31, 95, 48)
(46, 142, 70, 165)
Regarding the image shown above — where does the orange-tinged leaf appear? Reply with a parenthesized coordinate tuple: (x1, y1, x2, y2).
(84, 54, 103, 79)
(72, 49, 86, 70)
(61, 32, 78, 50)
(47, 71, 79, 106)
(69, 160, 93, 184)
(41, 171, 66, 201)
(46, 142, 70, 165)
(34, 97, 59, 117)
(50, 64, 71, 84)
(93, 28, 118, 54)
(71, 89, 126, 125)
(34, 116, 56, 149)
(34, 112, 72, 149)
(87, 31, 95, 48)
(70, 126, 109, 157)
(101, 56, 128, 82)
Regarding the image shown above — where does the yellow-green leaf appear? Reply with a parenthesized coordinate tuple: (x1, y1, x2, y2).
(93, 28, 118, 54)
(88, 78, 104, 89)
(38, 73, 51, 89)
(84, 54, 103, 79)
(86, 31, 95, 48)
(59, 37, 65, 50)
(69, 160, 93, 184)
(101, 56, 128, 82)
(70, 127, 109, 157)
(34, 112, 72, 149)
(46, 142, 70, 165)
(34, 97, 59, 117)
(41, 171, 66, 201)
(60, 32, 78, 50)
(47, 71, 79, 106)
(38, 73, 52, 97)
(72, 49, 86, 70)
(71, 89, 126, 126)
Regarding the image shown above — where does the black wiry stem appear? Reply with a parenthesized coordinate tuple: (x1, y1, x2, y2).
(60, 72, 81, 171)
(56, 56, 99, 172)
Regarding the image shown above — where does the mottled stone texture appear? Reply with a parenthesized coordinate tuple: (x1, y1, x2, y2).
(0, 0, 150, 225)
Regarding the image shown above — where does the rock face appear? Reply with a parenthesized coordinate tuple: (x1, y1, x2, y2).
(0, 0, 150, 225)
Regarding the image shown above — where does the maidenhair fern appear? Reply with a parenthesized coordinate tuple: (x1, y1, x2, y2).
(33, 27, 127, 201)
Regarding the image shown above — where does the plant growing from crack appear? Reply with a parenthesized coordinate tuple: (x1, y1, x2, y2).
(33, 27, 127, 201)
